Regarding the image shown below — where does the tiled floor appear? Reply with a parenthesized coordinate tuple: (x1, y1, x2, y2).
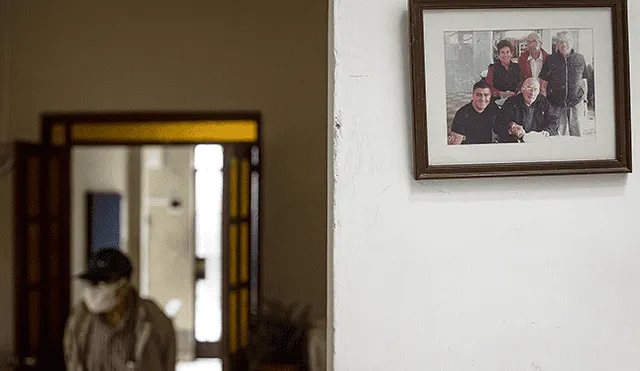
(176, 358, 223, 371)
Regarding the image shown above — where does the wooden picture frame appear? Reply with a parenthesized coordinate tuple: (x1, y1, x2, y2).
(409, 0, 631, 179)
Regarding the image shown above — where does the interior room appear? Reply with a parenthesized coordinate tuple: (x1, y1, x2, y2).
(0, 1, 327, 371)
(2, 0, 640, 371)
(5, 112, 328, 371)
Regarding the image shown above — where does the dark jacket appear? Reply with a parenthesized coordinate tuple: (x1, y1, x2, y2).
(539, 50, 588, 107)
(495, 94, 559, 142)
(64, 290, 176, 371)
(486, 61, 520, 98)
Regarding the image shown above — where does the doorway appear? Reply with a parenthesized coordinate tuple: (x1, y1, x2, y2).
(13, 112, 261, 371)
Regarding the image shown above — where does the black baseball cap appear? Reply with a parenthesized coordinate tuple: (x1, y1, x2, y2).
(77, 248, 133, 283)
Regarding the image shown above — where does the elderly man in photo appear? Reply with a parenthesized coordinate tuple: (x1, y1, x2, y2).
(518, 32, 549, 83)
(496, 77, 559, 142)
(539, 30, 589, 136)
(449, 79, 500, 145)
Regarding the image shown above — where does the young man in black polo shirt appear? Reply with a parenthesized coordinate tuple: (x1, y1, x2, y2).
(449, 80, 500, 145)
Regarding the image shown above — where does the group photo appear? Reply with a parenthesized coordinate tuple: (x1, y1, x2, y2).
(444, 28, 595, 146)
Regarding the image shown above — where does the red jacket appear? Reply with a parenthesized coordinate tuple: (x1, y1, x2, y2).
(518, 49, 549, 81)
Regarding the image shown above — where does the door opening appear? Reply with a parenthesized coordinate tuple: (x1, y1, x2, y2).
(12, 113, 261, 371)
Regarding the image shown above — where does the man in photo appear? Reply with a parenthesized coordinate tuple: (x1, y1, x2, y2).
(495, 77, 559, 142)
(449, 80, 500, 145)
(518, 32, 549, 83)
(539, 30, 589, 136)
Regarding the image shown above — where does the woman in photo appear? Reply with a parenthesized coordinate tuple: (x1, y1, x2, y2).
(485, 39, 520, 103)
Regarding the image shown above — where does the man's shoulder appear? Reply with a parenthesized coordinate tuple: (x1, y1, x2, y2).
(455, 102, 474, 115)
(518, 51, 529, 63)
(570, 51, 586, 63)
(546, 52, 561, 62)
(535, 94, 549, 103)
(504, 94, 523, 107)
(69, 300, 89, 319)
(139, 296, 173, 327)
(65, 301, 91, 334)
(485, 102, 500, 114)
(534, 94, 551, 107)
(140, 297, 168, 317)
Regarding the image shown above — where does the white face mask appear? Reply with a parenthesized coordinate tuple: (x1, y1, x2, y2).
(83, 279, 127, 313)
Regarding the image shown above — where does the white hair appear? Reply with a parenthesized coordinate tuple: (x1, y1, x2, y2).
(522, 77, 540, 89)
(527, 32, 542, 42)
(556, 30, 574, 43)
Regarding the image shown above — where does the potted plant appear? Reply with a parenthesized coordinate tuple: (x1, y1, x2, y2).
(247, 299, 311, 371)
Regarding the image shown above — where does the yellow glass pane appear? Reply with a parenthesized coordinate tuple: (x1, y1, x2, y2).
(240, 223, 249, 283)
(240, 288, 249, 347)
(229, 224, 238, 286)
(240, 159, 250, 217)
(229, 291, 238, 354)
(51, 124, 66, 146)
(70, 120, 258, 143)
(229, 158, 238, 218)
(27, 157, 40, 218)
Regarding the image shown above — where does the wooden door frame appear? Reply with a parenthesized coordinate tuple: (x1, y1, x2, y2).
(13, 142, 71, 370)
(34, 111, 263, 368)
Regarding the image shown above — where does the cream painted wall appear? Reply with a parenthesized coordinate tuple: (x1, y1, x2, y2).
(0, 0, 327, 354)
(332, 1, 640, 371)
(70, 147, 129, 305)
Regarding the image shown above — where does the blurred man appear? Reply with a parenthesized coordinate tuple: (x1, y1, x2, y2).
(64, 248, 176, 371)
(449, 80, 500, 145)
(496, 77, 559, 142)
(539, 30, 589, 136)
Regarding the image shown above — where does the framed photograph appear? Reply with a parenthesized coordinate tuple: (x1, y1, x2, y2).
(409, 0, 631, 179)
